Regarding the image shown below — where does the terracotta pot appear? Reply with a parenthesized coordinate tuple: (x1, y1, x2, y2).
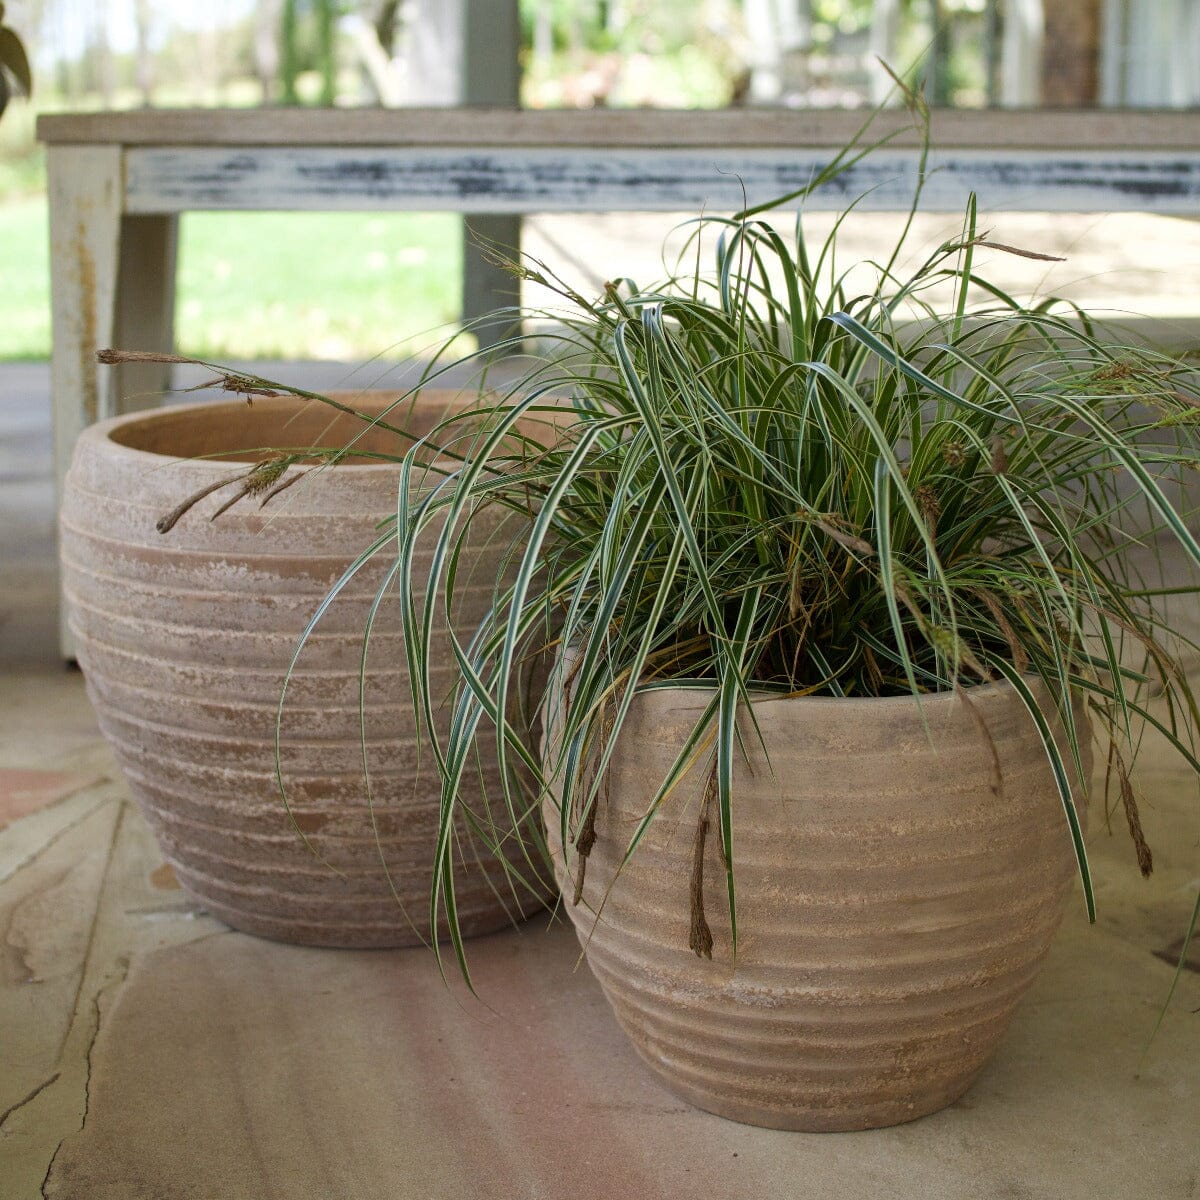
(62, 391, 549, 947)
(546, 678, 1089, 1130)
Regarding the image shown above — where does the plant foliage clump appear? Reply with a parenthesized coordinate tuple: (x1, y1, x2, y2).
(215, 118, 1200, 983)
(383, 175, 1200, 977)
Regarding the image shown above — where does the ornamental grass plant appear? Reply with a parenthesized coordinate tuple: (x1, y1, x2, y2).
(105, 106, 1200, 991)
(379, 168, 1200, 982)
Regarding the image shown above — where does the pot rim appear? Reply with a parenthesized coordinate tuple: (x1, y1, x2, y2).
(549, 653, 1067, 718)
(76, 390, 482, 476)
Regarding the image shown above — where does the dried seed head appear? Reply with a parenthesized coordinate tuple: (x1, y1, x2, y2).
(929, 626, 957, 656)
(915, 482, 940, 541)
(968, 238, 1065, 263)
(989, 435, 1008, 476)
(915, 482, 941, 521)
(788, 568, 804, 621)
(943, 440, 967, 468)
(1153, 391, 1200, 426)
(97, 348, 204, 367)
(1114, 750, 1153, 877)
(810, 515, 875, 558)
(217, 374, 282, 404)
(244, 458, 290, 495)
(1092, 360, 1136, 382)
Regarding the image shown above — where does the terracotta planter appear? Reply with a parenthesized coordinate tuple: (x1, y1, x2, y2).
(62, 392, 547, 947)
(546, 678, 1089, 1131)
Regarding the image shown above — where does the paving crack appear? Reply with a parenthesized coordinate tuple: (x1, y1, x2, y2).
(39, 955, 131, 1199)
(0, 1071, 61, 1129)
(36, 801, 130, 1198)
(0, 792, 115, 889)
(39, 1137, 61, 1199)
(53, 801, 126, 1062)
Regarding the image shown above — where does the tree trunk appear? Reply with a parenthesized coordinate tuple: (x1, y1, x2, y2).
(315, 0, 336, 106)
(255, 0, 284, 104)
(869, 0, 904, 105)
(133, 0, 155, 105)
(532, 0, 553, 71)
(91, 0, 115, 106)
(1040, 0, 1101, 105)
(400, 0, 462, 104)
(281, 0, 301, 105)
(374, 0, 403, 55)
(743, 0, 782, 103)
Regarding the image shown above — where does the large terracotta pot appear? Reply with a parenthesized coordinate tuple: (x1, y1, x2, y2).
(62, 392, 548, 947)
(546, 678, 1089, 1131)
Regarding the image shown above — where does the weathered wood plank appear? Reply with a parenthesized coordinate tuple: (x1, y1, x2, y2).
(123, 145, 1200, 215)
(46, 145, 124, 657)
(46, 147, 122, 431)
(36, 106, 1200, 150)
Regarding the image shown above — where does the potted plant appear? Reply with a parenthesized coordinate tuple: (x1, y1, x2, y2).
(119, 107, 1200, 1127)
(61, 382, 553, 947)
(352, 111, 1200, 1127)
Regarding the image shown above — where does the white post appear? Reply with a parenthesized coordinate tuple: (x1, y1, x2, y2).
(743, 0, 783, 103)
(400, 0, 463, 105)
(1000, 0, 1045, 106)
(460, 0, 522, 347)
(1099, 0, 1127, 105)
(868, 0, 903, 105)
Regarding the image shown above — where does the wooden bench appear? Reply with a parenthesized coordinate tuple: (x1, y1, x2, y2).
(37, 106, 1200, 649)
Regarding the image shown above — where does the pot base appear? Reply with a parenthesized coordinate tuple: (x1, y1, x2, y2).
(173, 875, 529, 950)
(548, 676, 1089, 1131)
(632, 1056, 982, 1133)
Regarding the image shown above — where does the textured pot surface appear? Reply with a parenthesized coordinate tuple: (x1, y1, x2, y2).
(546, 680, 1089, 1131)
(62, 392, 548, 947)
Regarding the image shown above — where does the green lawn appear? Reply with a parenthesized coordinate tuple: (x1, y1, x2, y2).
(0, 198, 50, 358)
(0, 198, 466, 362)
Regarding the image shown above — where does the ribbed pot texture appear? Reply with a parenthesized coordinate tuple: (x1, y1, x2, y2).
(62, 392, 547, 947)
(546, 679, 1089, 1131)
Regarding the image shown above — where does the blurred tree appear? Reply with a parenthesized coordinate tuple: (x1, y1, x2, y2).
(1041, 0, 1099, 105)
(0, 1, 32, 119)
(315, 0, 336, 103)
(374, 0, 402, 54)
(133, 0, 155, 105)
(281, 0, 338, 105)
(281, 0, 300, 102)
(89, 0, 114, 105)
(256, 0, 284, 102)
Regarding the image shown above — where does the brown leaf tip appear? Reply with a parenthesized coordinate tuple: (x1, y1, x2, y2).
(97, 348, 202, 366)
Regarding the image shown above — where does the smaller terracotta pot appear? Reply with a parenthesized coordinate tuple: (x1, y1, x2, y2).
(545, 675, 1089, 1131)
(62, 391, 551, 947)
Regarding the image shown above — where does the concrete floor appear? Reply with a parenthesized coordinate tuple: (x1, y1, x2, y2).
(1, 359, 1199, 1198)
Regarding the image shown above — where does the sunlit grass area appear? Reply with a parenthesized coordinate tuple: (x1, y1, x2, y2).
(0, 200, 465, 362)
(0, 198, 49, 358)
(176, 211, 463, 361)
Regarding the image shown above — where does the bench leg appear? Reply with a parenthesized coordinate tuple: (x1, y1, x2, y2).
(462, 213, 521, 352)
(48, 145, 122, 659)
(112, 212, 179, 413)
(48, 145, 179, 657)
